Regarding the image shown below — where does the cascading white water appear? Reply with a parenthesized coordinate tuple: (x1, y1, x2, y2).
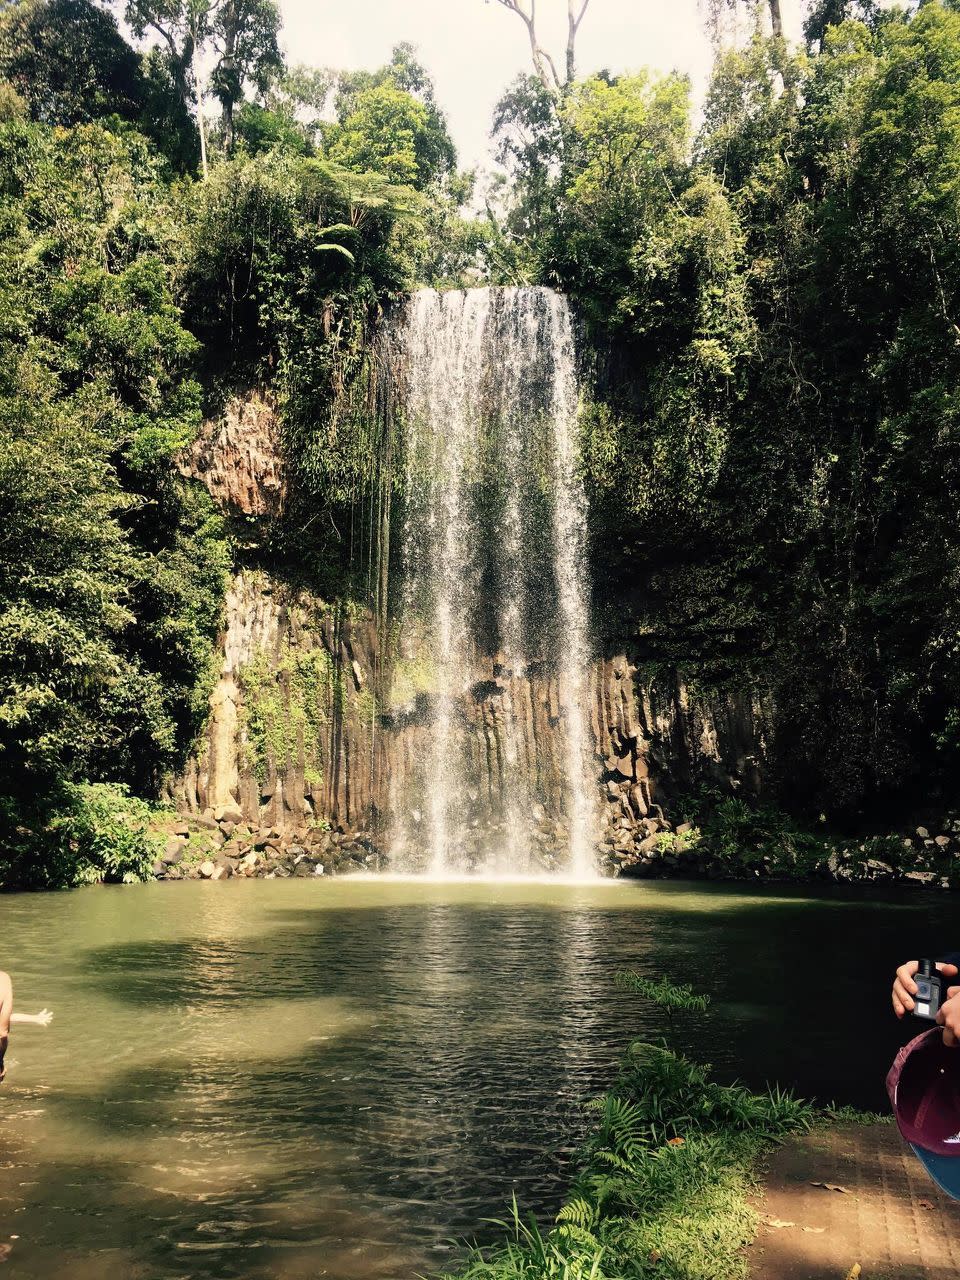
(393, 286, 597, 877)
(543, 291, 595, 879)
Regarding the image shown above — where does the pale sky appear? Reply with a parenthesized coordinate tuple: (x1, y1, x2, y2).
(276, 0, 803, 171)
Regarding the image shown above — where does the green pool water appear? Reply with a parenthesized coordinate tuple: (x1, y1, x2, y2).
(0, 877, 950, 1278)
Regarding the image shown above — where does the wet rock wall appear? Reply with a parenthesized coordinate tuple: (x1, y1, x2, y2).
(170, 384, 773, 856)
(167, 569, 771, 848)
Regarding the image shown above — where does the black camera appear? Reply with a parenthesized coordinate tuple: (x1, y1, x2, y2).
(913, 959, 943, 1021)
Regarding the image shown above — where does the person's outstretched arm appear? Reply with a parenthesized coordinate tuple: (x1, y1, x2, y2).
(11, 1010, 53, 1026)
(0, 970, 11, 1038)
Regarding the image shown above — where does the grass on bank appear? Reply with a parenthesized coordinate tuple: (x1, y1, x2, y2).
(438, 975, 814, 1280)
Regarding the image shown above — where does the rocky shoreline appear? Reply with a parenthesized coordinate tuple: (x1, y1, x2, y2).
(606, 814, 960, 888)
(151, 804, 960, 888)
(152, 806, 382, 881)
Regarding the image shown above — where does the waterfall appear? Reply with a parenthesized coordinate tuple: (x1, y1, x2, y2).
(391, 287, 597, 878)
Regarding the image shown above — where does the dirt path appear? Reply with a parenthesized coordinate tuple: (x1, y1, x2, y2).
(751, 1122, 960, 1279)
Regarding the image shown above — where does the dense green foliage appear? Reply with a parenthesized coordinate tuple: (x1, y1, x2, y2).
(178, 42, 477, 588)
(491, 6, 960, 821)
(4, 0, 960, 884)
(0, 782, 168, 889)
(328, 44, 458, 190)
(51, 782, 168, 885)
(0, 4, 478, 887)
(0, 108, 230, 852)
(626, 790, 959, 886)
(122, 0, 282, 155)
(0, 0, 198, 170)
(441, 980, 811, 1280)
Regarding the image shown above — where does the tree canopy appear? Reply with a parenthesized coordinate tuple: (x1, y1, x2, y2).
(4, 0, 960, 885)
(0, 0, 197, 169)
(326, 45, 458, 191)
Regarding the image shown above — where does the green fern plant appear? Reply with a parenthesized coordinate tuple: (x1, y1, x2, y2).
(615, 971, 709, 1045)
(556, 1198, 599, 1231)
(438, 980, 813, 1280)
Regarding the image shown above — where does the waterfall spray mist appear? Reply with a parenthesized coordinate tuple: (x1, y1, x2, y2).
(392, 287, 598, 878)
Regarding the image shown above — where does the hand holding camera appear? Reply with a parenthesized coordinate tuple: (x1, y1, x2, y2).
(892, 959, 959, 1019)
(893, 958, 960, 1045)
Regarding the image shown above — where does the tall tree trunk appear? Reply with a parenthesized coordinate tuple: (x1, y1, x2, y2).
(222, 96, 235, 155)
(495, 0, 561, 96)
(192, 43, 209, 179)
(146, 19, 191, 108)
(566, 0, 590, 87)
(769, 0, 784, 39)
(217, 3, 239, 156)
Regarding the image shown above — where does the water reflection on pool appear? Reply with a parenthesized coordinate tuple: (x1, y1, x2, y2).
(0, 877, 948, 1278)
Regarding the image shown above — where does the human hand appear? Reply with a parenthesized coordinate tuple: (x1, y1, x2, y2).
(34, 1009, 53, 1027)
(938, 986, 960, 1046)
(892, 960, 959, 1017)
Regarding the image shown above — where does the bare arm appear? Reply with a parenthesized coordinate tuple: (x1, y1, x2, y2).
(11, 1010, 53, 1027)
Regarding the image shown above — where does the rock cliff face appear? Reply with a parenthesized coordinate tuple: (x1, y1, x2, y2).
(166, 571, 384, 831)
(178, 390, 286, 515)
(170, 377, 772, 866)
(591, 654, 770, 817)
(169, 570, 771, 863)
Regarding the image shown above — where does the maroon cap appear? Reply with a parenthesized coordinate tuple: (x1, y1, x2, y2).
(887, 1027, 960, 1156)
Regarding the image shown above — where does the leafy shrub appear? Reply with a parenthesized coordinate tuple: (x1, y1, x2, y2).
(0, 116, 229, 817)
(675, 788, 831, 879)
(0, 783, 167, 890)
(653, 827, 701, 857)
(55, 783, 166, 884)
(443, 1041, 810, 1280)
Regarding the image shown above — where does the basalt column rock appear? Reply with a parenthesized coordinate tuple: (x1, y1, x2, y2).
(590, 654, 773, 848)
(166, 366, 773, 862)
(169, 595, 774, 862)
(378, 648, 773, 873)
(167, 571, 385, 834)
